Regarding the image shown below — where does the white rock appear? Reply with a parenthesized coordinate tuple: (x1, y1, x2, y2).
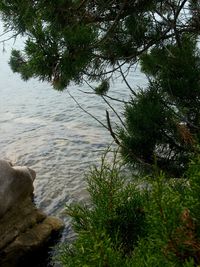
(0, 160, 36, 217)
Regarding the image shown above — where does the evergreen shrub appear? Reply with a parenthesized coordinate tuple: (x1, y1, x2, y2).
(54, 153, 200, 267)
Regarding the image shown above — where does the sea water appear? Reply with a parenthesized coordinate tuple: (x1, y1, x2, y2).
(0, 24, 147, 233)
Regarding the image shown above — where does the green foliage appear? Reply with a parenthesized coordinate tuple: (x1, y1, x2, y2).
(54, 152, 200, 267)
(9, 50, 32, 81)
(86, 153, 146, 253)
(94, 80, 110, 96)
(53, 152, 146, 266)
(141, 37, 200, 104)
(119, 87, 171, 169)
(132, 157, 200, 267)
(119, 36, 200, 176)
(8, 22, 96, 89)
(56, 231, 126, 267)
(184, 156, 200, 232)
(1, 1, 199, 89)
(54, 152, 146, 267)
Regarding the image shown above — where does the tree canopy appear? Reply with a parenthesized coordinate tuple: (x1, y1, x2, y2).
(0, 0, 200, 175)
(0, 1, 199, 88)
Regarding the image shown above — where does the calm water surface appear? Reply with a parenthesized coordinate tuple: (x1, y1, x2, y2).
(0, 30, 147, 234)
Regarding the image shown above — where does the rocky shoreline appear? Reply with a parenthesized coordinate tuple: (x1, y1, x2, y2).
(0, 160, 64, 267)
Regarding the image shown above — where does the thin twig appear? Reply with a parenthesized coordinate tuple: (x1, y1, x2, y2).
(0, 33, 18, 43)
(102, 96, 127, 129)
(67, 91, 109, 131)
(94, 0, 128, 46)
(0, 29, 13, 38)
(79, 89, 128, 104)
(83, 60, 127, 77)
(106, 110, 120, 145)
(118, 62, 137, 96)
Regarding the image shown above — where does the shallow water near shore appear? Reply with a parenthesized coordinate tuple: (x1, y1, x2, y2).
(0, 26, 147, 243)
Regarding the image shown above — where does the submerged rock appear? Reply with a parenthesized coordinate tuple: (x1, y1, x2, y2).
(0, 160, 64, 267)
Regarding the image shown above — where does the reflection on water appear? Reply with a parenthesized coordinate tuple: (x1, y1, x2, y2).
(0, 32, 147, 231)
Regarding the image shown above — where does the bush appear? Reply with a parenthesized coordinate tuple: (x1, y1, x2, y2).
(54, 152, 200, 267)
(131, 156, 200, 267)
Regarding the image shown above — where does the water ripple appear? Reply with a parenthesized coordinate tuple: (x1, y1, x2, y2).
(0, 35, 147, 232)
